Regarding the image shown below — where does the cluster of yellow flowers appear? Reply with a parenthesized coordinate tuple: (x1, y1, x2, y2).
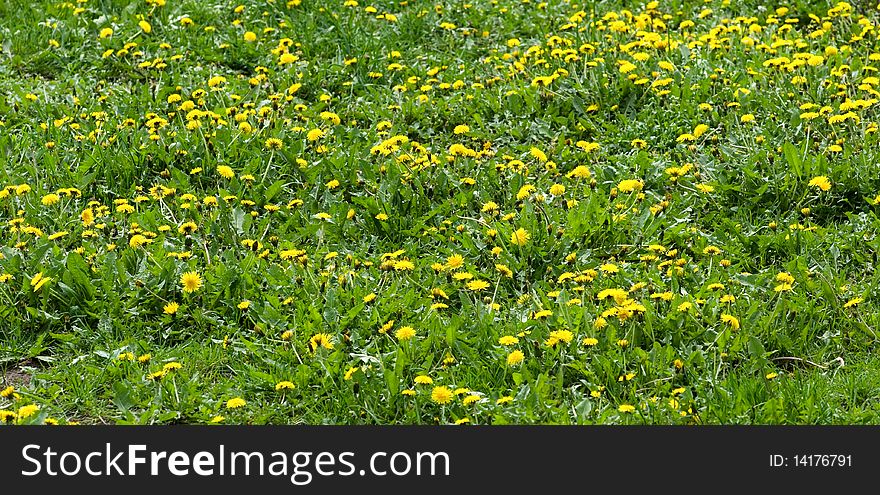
(1, 0, 877, 424)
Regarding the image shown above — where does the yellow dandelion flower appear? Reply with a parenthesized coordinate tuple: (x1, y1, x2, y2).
(510, 227, 530, 246)
(506, 350, 525, 366)
(431, 386, 454, 404)
(414, 375, 433, 385)
(721, 314, 740, 329)
(462, 395, 481, 405)
(217, 165, 235, 179)
(81, 208, 95, 226)
(180, 271, 203, 293)
(498, 336, 519, 346)
(808, 175, 831, 191)
(30, 272, 51, 292)
(309, 333, 334, 352)
(17, 404, 40, 419)
(617, 179, 644, 192)
(844, 297, 863, 308)
(395, 326, 416, 341)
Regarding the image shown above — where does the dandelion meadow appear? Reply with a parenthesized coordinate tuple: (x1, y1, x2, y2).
(1, 0, 880, 425)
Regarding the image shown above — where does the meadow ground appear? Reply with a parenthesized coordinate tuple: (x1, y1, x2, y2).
(1, 0, 880, 425)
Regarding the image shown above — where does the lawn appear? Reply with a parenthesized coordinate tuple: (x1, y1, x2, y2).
(1, 0, 880, 425)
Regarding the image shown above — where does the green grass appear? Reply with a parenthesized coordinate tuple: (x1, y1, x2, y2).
(1, 0, 880, 424)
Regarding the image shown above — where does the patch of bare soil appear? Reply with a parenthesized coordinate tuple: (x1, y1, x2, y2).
(2, 360, 33, 388)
